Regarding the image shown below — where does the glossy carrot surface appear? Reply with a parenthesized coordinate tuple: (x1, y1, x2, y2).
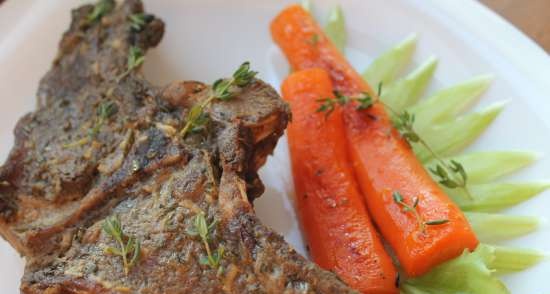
(282, 68, 398, 293)
(272, 4, 478, 277)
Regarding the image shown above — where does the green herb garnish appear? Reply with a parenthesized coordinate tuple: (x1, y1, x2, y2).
(87, 0, 114, 24)
(316, 92, 349, 117)
(102, 216, 141, 275)
(63, 100, 118, 148)
(392, 111, 472, 198)
(393, 191, 449, 233)
(186, 212, 224, 270)
(129, 13, 153, 31)
(118, 46, 145, 81)
(392, 112, 470, 198)
(316, 91, 373, 117)
(308, 33, 320, 45)
(424, 219, 450, 226)
(316, 83, 472, 198)
(430, 160, 469, 191)
(89, 100, 118, 138)
(180, 62, 257, 137)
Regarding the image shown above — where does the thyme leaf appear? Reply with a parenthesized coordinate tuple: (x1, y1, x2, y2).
(425, 219, 450, 226)
(315, 91, 372, 117)
(180, 62, 257, 137)
(118, 46, 145, 81)
(187, 212, 224, 269)
(307, 34, 320, 46)
(102, 216, 141, 275)
(63, 100, 118, 148)
(392, 191, 449, 233)
(128, 13, 153, 31)
(87, 0, 115, 24)
(89, 100, 118, 138)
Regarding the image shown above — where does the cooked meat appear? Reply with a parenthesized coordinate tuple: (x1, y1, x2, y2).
(0, 0, 358, 293)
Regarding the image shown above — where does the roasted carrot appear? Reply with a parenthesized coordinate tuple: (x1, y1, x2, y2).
(271, 4, 369, 96)
(272, 5, 479, 277)
(282, 68, 398, 293)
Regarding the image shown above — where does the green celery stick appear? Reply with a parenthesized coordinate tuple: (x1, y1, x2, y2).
(490, 246, 545, 274)
(362, 34, 417, 87)
(324, 6, 346, 52)
(408, 75, 493, 131)
(414, 102, 505, 161)
(381, 57, 438, 112)
(451, 182, 550, 212)
(401, 244, 509, 294)
(427, 151, 538, 184)
(465, 212, 540, 242)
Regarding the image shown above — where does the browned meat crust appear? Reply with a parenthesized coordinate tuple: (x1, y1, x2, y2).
(0, 0, 358, 293)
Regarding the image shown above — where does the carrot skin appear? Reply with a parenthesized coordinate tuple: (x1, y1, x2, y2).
(271, 4, 371, 96)
(271, 4, 479, 277)
(282, 68, 398, 293)
(344, 104, 479, 277)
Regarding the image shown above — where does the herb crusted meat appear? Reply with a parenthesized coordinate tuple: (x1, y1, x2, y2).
(0, 0, 358, 293)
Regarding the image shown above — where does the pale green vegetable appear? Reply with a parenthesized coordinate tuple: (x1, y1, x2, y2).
(490, 246, 545, 274)
(400, 244, 509, 294)
(301, 0, 312, 12)
(362, 34, 417, 87)
(415, 102, 505, 161)
(324, 6, 346, 52)
(428, 151, 538, 184)
(466, 212, 540, 242)
(381, 57, 438, 112)
(408, 75, 493, 131)
(452, 182, 550, 212)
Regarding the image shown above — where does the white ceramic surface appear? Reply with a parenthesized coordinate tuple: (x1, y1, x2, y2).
(1, 0, 549, 293)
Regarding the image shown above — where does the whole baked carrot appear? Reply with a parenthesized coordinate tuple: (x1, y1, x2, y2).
(282, 68, 398, 293)
(272, 5, 479, 277)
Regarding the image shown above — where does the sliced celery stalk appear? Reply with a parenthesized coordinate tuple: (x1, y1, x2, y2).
(324, 6, 346, 52)
(362, 34, 417, 87)
(408, 75, 492, 131)
(415, 103, 505, 161)
(301, 0, 312, 12)
(381, 57, 438, 112)
(400, 244, 509, 294)
(465, 212, 540, 242)
(451, 182, 550, 212)
(490, 246, 545, 274)
(427, 151, 538, 184)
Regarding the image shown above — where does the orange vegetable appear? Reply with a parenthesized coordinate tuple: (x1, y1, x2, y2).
(272, 4, 479, 277)
(271, 4, 370, 96)
(282, 68, 398, 293)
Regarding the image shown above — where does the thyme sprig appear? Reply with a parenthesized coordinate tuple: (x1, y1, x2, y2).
(87, 0, 114, 24)
(392, 191, 449, 233)
(316, 91, 374, 117)
(179, 62, 257, 137)
(186, 212, 224, 270)
(315, 84, 472, 199)
(89, 100, 118, 138)
(118, 46, 145, 81)
(102, 216, 141, 275)
(392, 111, 472, 199)
(129, 13, 153, 31)
(63, 100, 118, 148)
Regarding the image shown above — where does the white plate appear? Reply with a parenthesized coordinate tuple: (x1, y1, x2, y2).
(1, 0, 549, 293)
